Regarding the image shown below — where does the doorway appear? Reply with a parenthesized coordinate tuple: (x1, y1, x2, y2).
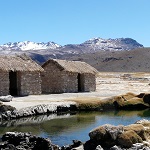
(9, 71, 18, 96)
(77, 73, 84, 92)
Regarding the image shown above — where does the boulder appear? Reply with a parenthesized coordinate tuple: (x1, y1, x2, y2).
(89, 124, 124, 147)
(143, 94, 150, 105)
(83, 140, 99, 150)
(132, 143, 145, 149)
(135, 119, 150, 142)
(88, 119, 150, 149)
(0, 95, 13, 102)
(113, 92, 150, 110)
(61, 140, 83, 150)
(0, 105, 16, 113)
(72, 145, 84, 150)
(95, 145, 104, 150)
(124, 124, 147, 140)
(110, 145, 121, 150)
(117, 130, 143, 148)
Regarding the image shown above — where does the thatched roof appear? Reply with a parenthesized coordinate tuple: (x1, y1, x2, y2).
(0, 54, 44, 72)
(42, 59, 98, 74)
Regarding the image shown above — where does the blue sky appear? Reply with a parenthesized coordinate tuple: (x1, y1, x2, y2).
(0, 0, 150, 46)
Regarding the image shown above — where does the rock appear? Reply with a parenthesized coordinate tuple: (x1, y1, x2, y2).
(0, 95, 13, 102)
(61, 140, 83, 150)
(95, 145, 104, 150)
(137, 93, 145, 98)
(0, 103, 77, 121)
(113, 93, 150, 110)
(72, 145, 84, 150)
(88, 120, 150, 149)
(124, 124, 147, 140)
(2, 111, 12, 120)
(0, 104, 16, 113)
(117, 130, 143, 148)
(0, 110, 17, 120)
(135, 119, 150, 125)
(72, 140, 83, 148)
(1, 132, 58, 150)
(105, 124, 124, 140)
(83, 140, 98, 150)
(110, 145, 121, 150)
(89, 125, 107, 141)
(89, 124, 124, 147)
(32, 137, 52, 150)
(1, 144, 16, 150)
(135, 119, 150, 142)
(132, 143, 144, 149)
(57, 106, 70, 112)
(142, 94, 150, 105)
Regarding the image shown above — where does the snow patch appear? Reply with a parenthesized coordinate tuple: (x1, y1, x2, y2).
(0, 41, 62, 51)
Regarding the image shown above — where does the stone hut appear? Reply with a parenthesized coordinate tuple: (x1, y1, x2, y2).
(0, 55, 44, 96)
(41, 59, 98, 94)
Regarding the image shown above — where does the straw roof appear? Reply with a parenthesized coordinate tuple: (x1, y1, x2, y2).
(0, 54, 44, 72)
(42, 59, 98, 74)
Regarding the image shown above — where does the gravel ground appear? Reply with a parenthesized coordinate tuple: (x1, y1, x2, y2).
(4, 72, 150, 110)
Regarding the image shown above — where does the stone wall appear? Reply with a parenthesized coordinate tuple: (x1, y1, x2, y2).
(41, 63, 67, 93)
(83, 74, 96, 92)
(19, 72, 42, 96)
(63, 72, 78, 93)
(0, 72, 9, 96)
(42, 70, 78, 93)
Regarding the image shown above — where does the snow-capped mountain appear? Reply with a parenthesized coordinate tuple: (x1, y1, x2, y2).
(0, 37, 143, 52)
(80, 37, 143, 51)
(0, 41, 61, 51)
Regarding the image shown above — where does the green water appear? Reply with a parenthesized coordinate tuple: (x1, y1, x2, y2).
(0, 109, 149, 146)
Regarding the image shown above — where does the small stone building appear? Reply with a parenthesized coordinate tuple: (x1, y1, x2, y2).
(0, 55, 44, 96)
(41, 59, 98, 94)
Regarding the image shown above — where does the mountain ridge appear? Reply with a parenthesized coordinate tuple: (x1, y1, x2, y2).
(0, 37, 143, 52)
(0, 41, 61, 51)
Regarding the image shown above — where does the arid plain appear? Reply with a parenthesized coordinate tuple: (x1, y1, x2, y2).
(6, 72, 150, 110)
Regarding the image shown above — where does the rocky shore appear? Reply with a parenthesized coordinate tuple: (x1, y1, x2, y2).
(0, 119, 149, 150)
(0, 92, 149, 121)
(0, 102, 77, 121)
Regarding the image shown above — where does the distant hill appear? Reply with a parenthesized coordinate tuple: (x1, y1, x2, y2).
(67, 48, 150, 72)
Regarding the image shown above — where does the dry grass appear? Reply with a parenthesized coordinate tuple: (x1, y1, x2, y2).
(67, 97, 104, 110)
(67, 97, 115, 110)
(67, 92, 150, 110)
(112, 92, 149, 109)
(68, 97, 101, 103)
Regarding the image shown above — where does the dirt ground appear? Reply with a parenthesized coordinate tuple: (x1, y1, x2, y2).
(5, 72, 150, 110)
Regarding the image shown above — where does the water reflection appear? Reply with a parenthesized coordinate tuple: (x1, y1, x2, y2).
(0, 109, 149, 146)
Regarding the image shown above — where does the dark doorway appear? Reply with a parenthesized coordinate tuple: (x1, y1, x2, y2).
(77, 73, 84, 92)
(9, 71, 18, 96)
